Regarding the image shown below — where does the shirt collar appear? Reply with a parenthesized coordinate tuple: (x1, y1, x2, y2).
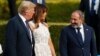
(18, 13, 26, 22)
(79, 24, 83, 29)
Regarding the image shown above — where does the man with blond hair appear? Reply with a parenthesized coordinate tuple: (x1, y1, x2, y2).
(4, 1, 35, 56)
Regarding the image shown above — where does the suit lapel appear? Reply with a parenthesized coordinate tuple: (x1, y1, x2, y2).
(83, 25, 89, 44)
(17, 15, 32, 43)
(69, 26, 83, 47)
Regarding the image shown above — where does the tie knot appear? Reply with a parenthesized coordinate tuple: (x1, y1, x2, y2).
(25, 20, 30, 28)
(76, 27, 81, 30)
(25, 20, 30, 26)
(25, 20, 29, 24)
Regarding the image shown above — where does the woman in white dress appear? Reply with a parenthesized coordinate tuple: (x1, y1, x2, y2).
(29, 4, 56, 56)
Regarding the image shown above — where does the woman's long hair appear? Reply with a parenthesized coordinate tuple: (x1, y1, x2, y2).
(34, 3, 47, 24)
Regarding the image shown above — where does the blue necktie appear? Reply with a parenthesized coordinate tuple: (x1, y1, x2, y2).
(76, 27, 83, 45)
(91, 0, 96, 14)
(25, 21, 34, 44)
(25, 21, 31, 34)
(25, 21, 35, 56)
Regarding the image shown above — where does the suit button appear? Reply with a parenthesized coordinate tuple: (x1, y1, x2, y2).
(82, 48, 84, 50)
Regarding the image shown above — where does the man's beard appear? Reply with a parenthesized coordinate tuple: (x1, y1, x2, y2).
(71, 23, 79, 28)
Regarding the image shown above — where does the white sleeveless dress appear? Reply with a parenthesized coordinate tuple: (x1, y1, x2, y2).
(29, 21, 52, 56)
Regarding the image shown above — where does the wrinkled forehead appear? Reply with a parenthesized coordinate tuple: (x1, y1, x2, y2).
(71, 12, 80, 18)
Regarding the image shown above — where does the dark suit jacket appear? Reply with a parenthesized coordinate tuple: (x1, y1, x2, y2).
(79, 0, 100, 20)
(4, 15, 35, 56)
(59, 24, 97, 56)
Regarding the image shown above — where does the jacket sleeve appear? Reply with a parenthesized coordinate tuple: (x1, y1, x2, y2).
(90, 28, 97, 56)
(4, 20, 17, 56)
(59, 28, 68, 56)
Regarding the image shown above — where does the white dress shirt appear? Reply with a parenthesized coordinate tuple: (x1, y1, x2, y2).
(0, 44, 3, 54)
(37, 0, 42, 4)
(89, 0, 99, 14)
(75, 24, 85, 42)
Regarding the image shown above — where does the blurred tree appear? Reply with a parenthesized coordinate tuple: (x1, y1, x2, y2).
(7, 0, 17, 18)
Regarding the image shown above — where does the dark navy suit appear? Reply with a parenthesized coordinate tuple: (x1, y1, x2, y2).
(59, 24, 97, 56)
(79, 0, 100, 54)
(4, 15, 35, 56)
